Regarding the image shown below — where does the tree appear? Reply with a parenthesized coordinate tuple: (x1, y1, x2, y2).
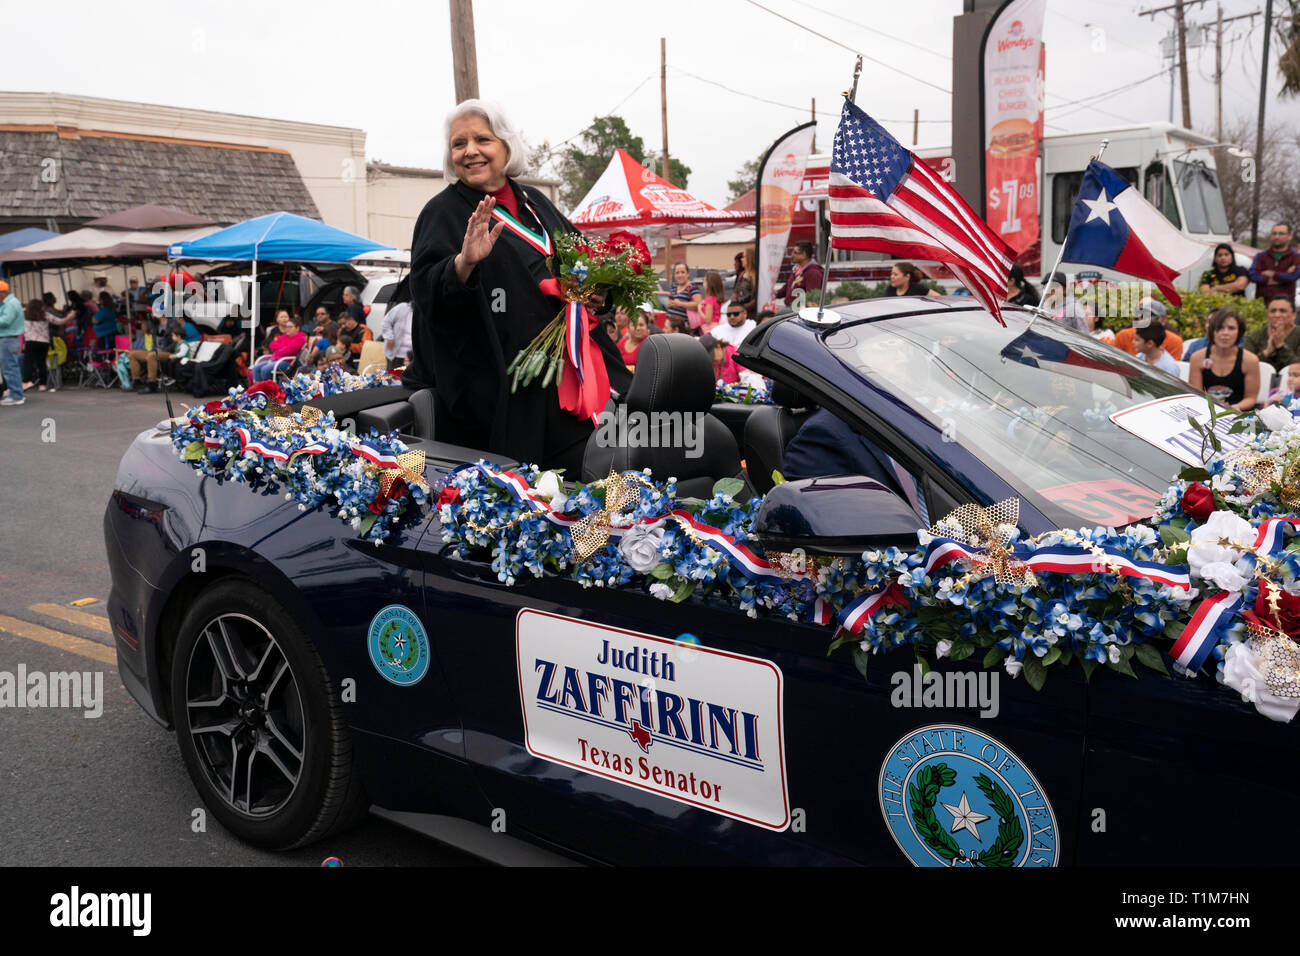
(553, 115, 690, 210)
(645, 152, 692, 192)
(1213, 115, 1300, 240)
(1279, 2, 1300, 98)
(727, 157, 761, 203)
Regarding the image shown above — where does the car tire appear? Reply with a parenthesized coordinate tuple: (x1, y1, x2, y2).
(170, 578, 368, 849)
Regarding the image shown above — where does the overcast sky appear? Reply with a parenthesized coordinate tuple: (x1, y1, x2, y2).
(8, 0, 1297, 210)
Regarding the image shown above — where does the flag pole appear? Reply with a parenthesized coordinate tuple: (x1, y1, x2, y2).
(1029, 138, 1110, 331)
(815, 56, 864, 322)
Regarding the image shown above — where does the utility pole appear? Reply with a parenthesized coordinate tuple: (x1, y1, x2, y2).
(811, 98, 817, 152)
(1140, 0, 1205, 128)
(1215, 4, 1223, 141)
(1212, 9, 1261, 143)
(913, 108, 919, 147)
(449, 0, 479, 103)
(1174, 0, 1192, 128)
(660, 37, 672, 273)
(660, 37, 670, 183)
(1251, 0, 1274, 247)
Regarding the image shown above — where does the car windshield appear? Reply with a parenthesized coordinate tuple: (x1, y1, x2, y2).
(824, 310, 1195, 527)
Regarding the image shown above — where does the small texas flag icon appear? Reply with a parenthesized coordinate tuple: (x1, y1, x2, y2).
(627, 719, 653, 752)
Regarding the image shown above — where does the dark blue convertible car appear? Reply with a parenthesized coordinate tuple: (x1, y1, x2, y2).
(104, 297, 1299, 865)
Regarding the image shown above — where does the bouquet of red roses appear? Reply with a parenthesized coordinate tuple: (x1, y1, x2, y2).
(508, 230, 658, 394)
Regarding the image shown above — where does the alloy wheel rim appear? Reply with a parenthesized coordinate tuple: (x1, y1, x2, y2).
(185, 613, 306, 817)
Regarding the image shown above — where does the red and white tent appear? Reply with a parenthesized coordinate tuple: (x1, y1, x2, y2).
(569, 149, 752, 235)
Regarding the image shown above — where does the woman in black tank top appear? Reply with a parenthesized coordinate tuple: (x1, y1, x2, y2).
(1188, 310, 1260, 411)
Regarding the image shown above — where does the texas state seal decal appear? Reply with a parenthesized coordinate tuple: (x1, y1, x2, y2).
(367, 604, 430, 687)
(879, 724, 1058, 867)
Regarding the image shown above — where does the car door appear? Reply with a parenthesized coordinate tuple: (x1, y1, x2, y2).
(423, 536, 1086, 865)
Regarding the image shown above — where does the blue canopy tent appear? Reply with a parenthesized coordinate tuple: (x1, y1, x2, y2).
(166, 211, 393, 345)
(0, 227, 60, 278)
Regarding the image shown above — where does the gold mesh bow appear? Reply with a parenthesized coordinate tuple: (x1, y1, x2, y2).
(378, 450, 428, 497)
(929, 498, 1030, 587)
(1280, 457, 1300, 513)
(1245, 622, 1300, 698)
(264, 404, 324, 436)
(570, 471, 642, 561)
(1224, 448, 1280, 499)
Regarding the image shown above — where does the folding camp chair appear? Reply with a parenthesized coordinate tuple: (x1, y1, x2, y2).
(77, 331, 117, 389)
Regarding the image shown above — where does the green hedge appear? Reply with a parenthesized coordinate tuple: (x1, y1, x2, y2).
(1065, 282, 1265, 339)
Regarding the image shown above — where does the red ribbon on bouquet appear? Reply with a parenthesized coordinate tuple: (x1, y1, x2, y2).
(538, 277, 609, 424)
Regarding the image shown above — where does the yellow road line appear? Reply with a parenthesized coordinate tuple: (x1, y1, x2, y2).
(0, 615, 117, 665)
(30, 603, 112, 634)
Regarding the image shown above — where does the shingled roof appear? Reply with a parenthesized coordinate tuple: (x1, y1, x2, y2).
(0, 128, 319, 224)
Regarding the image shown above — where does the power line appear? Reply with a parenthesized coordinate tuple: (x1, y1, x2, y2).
(742, 0, 952, 94)
(669, 65, 951, 122)
(1045, 68, 1169, 114)
(798, 0, 953, 61)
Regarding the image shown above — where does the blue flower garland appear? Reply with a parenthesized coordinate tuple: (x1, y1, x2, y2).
(172, 385, 427, 541)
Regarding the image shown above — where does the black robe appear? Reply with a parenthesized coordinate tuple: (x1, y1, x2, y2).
(403, 180, 632, 469)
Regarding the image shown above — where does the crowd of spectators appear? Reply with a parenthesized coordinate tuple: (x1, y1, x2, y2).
(1023, 221, 1300, 414)
(0, 273, 414, 405)
(595, 242, 792, 388)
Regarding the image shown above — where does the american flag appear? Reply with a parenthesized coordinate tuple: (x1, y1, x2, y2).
(829, 98, 1017, 324)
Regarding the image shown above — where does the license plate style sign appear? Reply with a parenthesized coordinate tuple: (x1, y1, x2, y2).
(516, 609, 790, 831)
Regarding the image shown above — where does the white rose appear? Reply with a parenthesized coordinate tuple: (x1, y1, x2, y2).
(1256, 404, 1294, 433)
(649, 582, 673, 600)
(1197, 560, 1249, 592)
(935, 639, 952, 659)
(534, 470, 568, 511)
(617, 524, 666, 573)
(1004, 658, 1023, 678)
(1187, 510, 1256, 579)
(1222, 642, 1300, 722)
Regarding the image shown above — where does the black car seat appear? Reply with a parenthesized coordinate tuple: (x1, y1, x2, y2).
(581, 334, 750, 499)
(743, 381, 816, 495)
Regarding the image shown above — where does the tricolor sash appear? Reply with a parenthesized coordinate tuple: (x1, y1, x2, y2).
(492, 201, 552, 257)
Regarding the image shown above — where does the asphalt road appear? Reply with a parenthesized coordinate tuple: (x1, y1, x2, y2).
(0, 387, 479, 866)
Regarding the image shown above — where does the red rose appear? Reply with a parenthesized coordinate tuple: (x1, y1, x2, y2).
(203, 399, 228, 414)
(369, 477, 408, 515)
(607, 230, 651, 274)
(436, 485, 462, 509)
(1181, 482, 1215, 521)
(1245, 580, 1300, 639)
(246, 380, 287, 405)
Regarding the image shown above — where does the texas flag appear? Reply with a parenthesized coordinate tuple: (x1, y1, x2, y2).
(1061, 160, 1207, 304)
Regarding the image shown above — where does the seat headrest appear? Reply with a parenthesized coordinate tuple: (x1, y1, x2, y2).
(770, 380, 814, 409)
(625, 333, 716, 414)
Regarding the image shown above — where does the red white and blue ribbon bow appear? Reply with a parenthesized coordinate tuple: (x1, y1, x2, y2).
(537, 277, 609, 424)
(1171, 590, 1243, 670)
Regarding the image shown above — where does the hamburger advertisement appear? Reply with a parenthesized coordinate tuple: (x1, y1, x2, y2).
(983, 0, 1044, 258)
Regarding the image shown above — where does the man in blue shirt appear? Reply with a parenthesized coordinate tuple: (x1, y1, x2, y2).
(0, 280, 26, 405)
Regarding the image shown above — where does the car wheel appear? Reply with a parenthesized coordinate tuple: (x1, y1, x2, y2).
(171, 578, 367, 849)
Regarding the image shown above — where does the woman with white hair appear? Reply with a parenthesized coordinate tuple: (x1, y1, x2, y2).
(402, 100, 631, 469)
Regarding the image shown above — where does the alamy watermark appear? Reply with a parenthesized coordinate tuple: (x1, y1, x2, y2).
(593, 404, 704, 459)
(0, 665, 103, 718)
(891, 663, 999, 719)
